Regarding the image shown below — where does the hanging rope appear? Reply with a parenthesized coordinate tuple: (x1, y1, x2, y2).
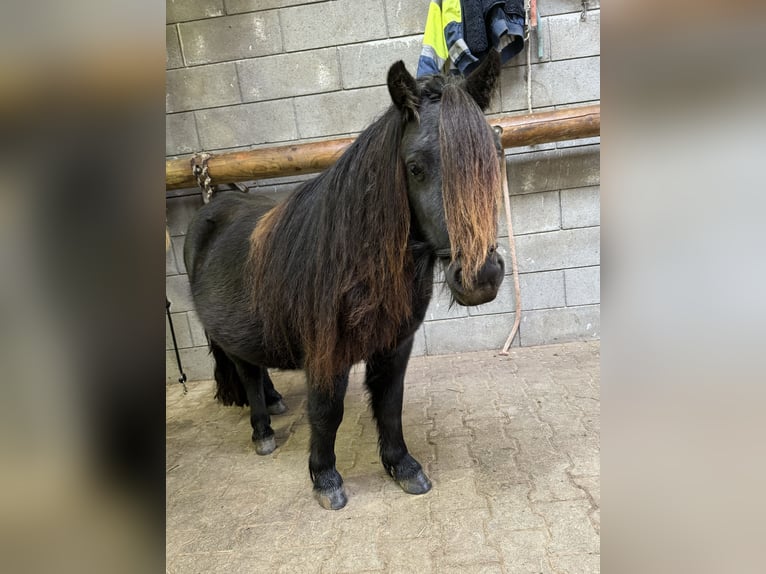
(498, 0, 535, 353)
(534, 0, 543, 60)
(524, 0, 533, 113)
(191, 152, 214, 204)
(493, 127, 522, 355)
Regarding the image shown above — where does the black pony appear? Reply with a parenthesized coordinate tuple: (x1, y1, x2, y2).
(184, 54, 505, 510)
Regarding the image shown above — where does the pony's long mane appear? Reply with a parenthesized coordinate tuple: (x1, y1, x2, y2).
(248, 107, 412, 389)
(439, 83, 501, 287)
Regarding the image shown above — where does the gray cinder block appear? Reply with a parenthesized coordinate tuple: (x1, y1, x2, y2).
(564, 266, 600, 306)
(166, 195, 204, 237)
(338, 37, 423, 89)
(548, 10, 600, 60)
(384, 0, 431, 36)
(167, 25, 183, 69)
(166, 63, 241, 113)
(166, 275, 195, 313)
(195, 100, 298, 149)
(166, 347, 215, 383)
(519, 270, 567, 310)
(519, 305, 599, 346)
(506, 145, 600, 195)
(293, 86, 389, 139)
(514, 227, 600, 273)
(225, 0, 325, 13)
(424, 313, 518, 355)
(539, 0, 600, 17)
(179, 12, 282, 65)
(280, 0, 387, 52)
(500, 56, 600, 111)
(166, 112, 200, 156)
(166, 241, 179, 276)
(561, 186, 600, 229)
(505, 190, 561, 236)
(166, 312, 193, 350)
(167, 0, 224, 24)
(238, 48, 341, 102)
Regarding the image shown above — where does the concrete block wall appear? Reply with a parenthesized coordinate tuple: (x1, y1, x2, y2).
(165, 0, 600, 382)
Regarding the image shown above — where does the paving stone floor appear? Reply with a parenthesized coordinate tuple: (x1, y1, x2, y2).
(166, 341, 600, 574)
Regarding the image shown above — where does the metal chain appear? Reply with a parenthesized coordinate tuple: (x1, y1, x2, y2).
(581, 0, 589, 21)
(191, 153, 213, 204)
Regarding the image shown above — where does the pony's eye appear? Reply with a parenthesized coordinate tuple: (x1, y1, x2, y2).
(408, 163, 424, 179)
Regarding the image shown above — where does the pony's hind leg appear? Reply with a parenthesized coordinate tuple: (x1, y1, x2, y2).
(263, 369, 287, 415)
(211, 341, 248, 406)
(231, 358, 277, 455)
(365, 335, 432, 495)
(307, 371, 349, 510)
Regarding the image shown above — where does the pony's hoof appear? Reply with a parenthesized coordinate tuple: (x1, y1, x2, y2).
(397, 469, 432, 495)
(315, 486, 348, 510)
(253, 435, 276, 455)
(267, 400, 287, 415)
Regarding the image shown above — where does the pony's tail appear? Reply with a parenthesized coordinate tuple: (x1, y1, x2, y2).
(211, 341, 248, 406)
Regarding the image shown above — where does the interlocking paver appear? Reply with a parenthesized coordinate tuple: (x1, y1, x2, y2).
(167, 341, 600, 573)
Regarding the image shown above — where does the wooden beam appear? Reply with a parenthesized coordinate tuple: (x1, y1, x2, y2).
(166, 104, 599, 190)
(492, 104, 600, 148)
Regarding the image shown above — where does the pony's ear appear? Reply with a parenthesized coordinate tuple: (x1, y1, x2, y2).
(387, 61, 420, 120)
(463, 50, 501, 111)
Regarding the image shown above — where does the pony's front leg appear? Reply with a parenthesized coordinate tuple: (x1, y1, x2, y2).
(307, 370, 349, 510)
(365, 335, 432, 495)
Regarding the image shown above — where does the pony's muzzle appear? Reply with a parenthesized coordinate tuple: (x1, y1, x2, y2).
(445, 247, 505, 306)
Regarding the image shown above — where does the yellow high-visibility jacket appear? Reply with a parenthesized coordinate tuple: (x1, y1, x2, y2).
(416, 0, 526, 78)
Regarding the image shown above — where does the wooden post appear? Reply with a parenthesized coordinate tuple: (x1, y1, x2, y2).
(166, 104, 599, 191)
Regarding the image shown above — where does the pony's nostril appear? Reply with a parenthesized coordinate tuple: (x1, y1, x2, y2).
(488, 245, 496, 255)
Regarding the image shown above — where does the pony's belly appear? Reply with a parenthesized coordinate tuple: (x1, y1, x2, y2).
(237, 347, 302, 371)
(212, 336, 303, 371)
(201, 311, 303, 371)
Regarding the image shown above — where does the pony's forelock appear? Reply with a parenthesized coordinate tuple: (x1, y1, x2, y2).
(438, 83, 500, 288)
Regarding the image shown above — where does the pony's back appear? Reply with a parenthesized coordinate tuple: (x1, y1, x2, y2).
(183, 192, 275, 282)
